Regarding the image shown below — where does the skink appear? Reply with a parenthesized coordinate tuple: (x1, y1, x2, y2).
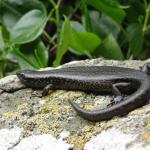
(17, 63, 150, 121)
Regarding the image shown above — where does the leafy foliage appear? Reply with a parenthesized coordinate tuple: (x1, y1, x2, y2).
(85, 0, 126, 24)
(53, 17, 72, 67)
(0, 0, 150, 77)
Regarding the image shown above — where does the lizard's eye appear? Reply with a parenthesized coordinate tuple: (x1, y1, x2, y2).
(17, 72, 25, 80)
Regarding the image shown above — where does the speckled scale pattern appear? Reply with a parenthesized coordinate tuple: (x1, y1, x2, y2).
(17, 66, 147, 91)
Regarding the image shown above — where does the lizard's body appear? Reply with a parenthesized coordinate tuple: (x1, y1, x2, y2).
(17, 64, 150, 121)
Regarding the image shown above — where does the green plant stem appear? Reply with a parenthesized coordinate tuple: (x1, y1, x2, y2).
(48, 0, 56, 7)
(143, 4, 150, 32)
(126, 48, 131, 59)
(48, 0, 61, 47)
(43, 31, 56, 45)
(119, 26, 130, 59)
(68, 1, 82, 19)
(47, 8, 55, 22)
(143, 0, 148, 8)
(146, 25, 150, 31)
(55, 0, 61, 43)
(81, 0, 92, 32)
(50, 45, 57, 52)
(0, 71, 3, 78)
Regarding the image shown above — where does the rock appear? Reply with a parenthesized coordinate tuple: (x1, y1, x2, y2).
(0, 127, 22, 150)
(12, 133, 73, 150)
(0, 58, 150, 149)
(0, 75, 25, 93)
(0, 127, 73, 150)
(84, 128, 150, 150)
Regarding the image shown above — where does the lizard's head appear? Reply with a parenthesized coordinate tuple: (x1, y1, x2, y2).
(17, 70, 32, 81)
(17, 70, 50, 88)
(17, 70, 39, 87)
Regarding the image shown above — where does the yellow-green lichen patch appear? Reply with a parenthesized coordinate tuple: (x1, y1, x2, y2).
(17, 103, 29, 111)
(23, 114, 51, 134)
(2, 111, 18, 119)
(143, 132, 150, 140)
(67, 132, 94, 150)
(66, 123, 96, 149)
(67, 135, 86, 150)
(143, 117, 150, 141)
(20, 92, 71, 136)
(129, 105, 150, 116)
(61, 91, 112, 111)
(145, 118, 150, 128)
(60, 91, 84, 100)
(38, 105, 52, 114)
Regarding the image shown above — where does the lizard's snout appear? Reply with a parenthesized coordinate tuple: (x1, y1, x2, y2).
(17, 72, 25, 81)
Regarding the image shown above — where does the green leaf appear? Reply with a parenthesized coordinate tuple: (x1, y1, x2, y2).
(127, 23, 143, 57)
(70, 21, 85, 32)
(126, 0, 145, 23)
(11, 40, 48, 69)
(90, 11, 121, 39)
(69, 32, 101, 56)
(0, 27, 4, 51)
(85, 0, 126, 24)
(53, 17, 72, 67)
(81, 0, 92, 31)
(1, 0, 46, 32)
(11, 49, 38, 70)
(95, 34, 124, 60)
(34, 41, 48, 68)
(0, 2, 3, 24)
(10, 9, 47, 44)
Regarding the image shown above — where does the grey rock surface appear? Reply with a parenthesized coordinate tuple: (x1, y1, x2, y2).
(0, 58, 150, 150)
(0, 127, 22, 150)
(84, 128, 150, 150)
(0, 127, 73, 150)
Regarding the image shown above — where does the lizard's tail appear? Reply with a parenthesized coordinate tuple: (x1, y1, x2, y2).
(69, 78, 150, 122)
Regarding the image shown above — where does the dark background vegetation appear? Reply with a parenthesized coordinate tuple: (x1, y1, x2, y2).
(0, 0, 150, 78)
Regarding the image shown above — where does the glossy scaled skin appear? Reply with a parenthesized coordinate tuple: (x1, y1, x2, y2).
(17, 64, 150, 121)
